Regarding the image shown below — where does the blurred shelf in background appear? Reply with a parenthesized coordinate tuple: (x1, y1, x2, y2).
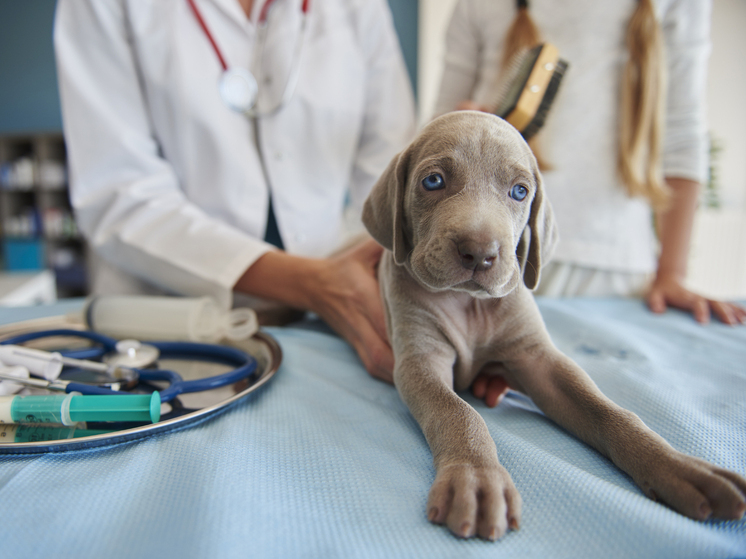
(0, 133, 89, 300)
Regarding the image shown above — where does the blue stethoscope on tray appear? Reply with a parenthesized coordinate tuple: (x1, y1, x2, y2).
(187, 0, 310, 118)
(0, 329, 257, 403)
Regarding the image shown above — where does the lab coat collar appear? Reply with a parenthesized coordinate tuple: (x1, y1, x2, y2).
(208, 0, 261, 27)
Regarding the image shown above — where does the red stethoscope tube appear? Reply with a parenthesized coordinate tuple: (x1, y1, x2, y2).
(187, 0, 228, 70)
(186, 0, 310, 72)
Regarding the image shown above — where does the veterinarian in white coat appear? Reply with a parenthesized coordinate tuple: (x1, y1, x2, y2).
(54, 0, 416, 380)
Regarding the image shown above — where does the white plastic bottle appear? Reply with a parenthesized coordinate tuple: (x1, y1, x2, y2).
(83, 295, 258, 343)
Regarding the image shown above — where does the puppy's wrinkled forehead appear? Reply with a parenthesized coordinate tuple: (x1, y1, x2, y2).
(410, 112, 535, 175)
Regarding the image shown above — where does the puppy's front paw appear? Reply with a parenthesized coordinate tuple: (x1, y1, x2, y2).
(641, 453, 746, 521)
(426, 462, 522, 540)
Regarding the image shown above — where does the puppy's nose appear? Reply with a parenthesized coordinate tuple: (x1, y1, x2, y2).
(457, 239, 499, 272)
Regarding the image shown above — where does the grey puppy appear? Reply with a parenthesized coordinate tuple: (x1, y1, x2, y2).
(362, 111, 746, 541)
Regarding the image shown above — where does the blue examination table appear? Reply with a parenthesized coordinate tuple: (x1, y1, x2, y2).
(0, 297, 744, 558)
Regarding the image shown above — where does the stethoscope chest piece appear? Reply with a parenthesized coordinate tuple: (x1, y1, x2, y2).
(104, 340, 161, 369)
(188, 0, 309, 118)
(219, 67, 259, 114)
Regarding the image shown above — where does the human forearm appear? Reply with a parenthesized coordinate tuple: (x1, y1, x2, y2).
(654, 177, 700, 281)
(647, 177, 745, 324)
(233, 250, 321, 310)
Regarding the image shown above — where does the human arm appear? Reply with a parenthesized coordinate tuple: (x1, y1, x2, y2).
(646, 177, 745, 324)
(647, 0, 744, 324)
(234, 238, 394, 381)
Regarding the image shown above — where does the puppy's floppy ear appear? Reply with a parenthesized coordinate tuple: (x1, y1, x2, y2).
(362, 149, 412, 265)
(516, 170, 559, 289)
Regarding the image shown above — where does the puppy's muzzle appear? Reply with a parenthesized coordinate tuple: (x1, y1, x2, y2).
(456, 238, 499, 272)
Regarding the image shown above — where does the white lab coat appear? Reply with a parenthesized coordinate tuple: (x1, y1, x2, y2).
(54, 0, 416, 308)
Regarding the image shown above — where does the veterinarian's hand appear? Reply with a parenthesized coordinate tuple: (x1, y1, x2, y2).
(233, 240, 394, 382)
(646, 273, 746, 325)
(309, 238, 395, 382)
(471, 374, 510, 408)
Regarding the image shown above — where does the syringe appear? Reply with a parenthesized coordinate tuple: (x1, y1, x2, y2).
(0, 392, 161, 426)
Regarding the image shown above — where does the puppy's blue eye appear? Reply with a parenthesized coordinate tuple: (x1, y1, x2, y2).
(422, 173, 445, 191)
(510, 184, 528, 201)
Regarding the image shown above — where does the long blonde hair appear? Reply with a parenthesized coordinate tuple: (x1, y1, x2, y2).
(502, 0, 669, 208)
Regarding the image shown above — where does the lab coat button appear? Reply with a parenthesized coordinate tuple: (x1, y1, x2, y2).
(295, 233, 306, 243)
(274, 152, 284, 161)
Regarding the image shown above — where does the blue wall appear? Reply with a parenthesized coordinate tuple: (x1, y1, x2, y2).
(0, 0, 61, 134)
(0, 0, 418, 135)
(387, 0, 418, 98)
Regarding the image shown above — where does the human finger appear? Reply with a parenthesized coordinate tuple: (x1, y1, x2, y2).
(709, 300, 738, 325)
(646, 289, 667, 314)
(485, 377, 509, 408)
(710, 300, 746, 326)
(456, 100, 482, 111)
(315, 288, 393, 383)
(472, 374, 488, 400)
(733, 303, 746, 324)
(342, 305, 394, 383)
(356, 237, 384, 261)
(342, 240, 389, 343)
(691, 296, 711, 324)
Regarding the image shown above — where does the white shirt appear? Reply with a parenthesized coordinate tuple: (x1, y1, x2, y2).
(435, 0, 710, 274)
(54, 0, 416, 307)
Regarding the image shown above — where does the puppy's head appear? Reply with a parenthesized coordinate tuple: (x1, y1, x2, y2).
(363, 111, 557, 298)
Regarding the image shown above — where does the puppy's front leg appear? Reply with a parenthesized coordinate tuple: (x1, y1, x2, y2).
(510, 348, 746, 521)
(395, 345, 521, 540)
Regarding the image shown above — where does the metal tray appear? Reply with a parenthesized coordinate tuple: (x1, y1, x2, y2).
(0, 315, 282, 454)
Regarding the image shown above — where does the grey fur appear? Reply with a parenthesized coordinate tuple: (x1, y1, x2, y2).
(362, 111, 746, 540)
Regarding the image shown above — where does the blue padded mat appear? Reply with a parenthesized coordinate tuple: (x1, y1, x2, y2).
(0, 298, 744, 558)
